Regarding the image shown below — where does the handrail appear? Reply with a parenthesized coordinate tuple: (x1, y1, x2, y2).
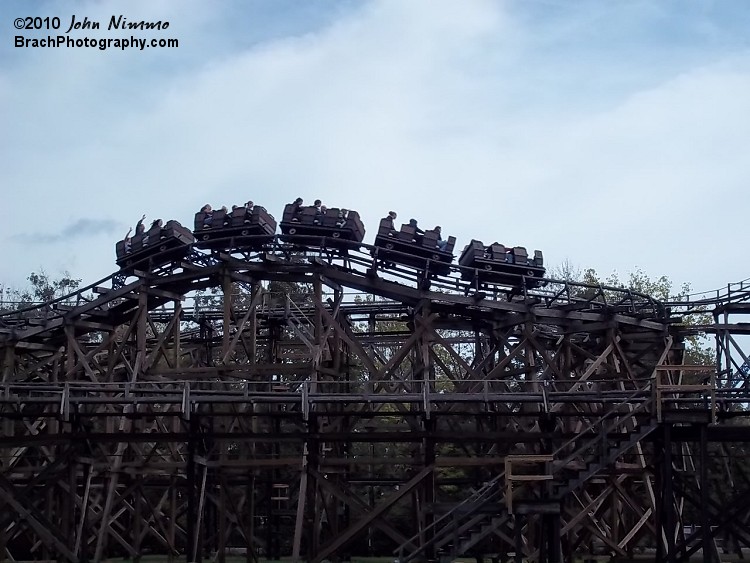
(395, 386, 654, 560)
(285, 294, 313, 326)
(551, 384, 652, 461)
(3, 236, 750, 334)
(0, 272, 116, 318)
(397, 469, 507, 558)
(0, 236, 674, 326)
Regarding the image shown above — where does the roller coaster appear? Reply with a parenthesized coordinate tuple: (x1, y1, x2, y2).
(115, 201, 546, 290)
(1, 199, 750, 563)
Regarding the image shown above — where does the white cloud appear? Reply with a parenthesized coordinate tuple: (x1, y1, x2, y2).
(1, 0, 749, 295)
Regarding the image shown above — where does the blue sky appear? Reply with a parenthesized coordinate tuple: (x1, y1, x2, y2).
(1, 0, 749, 296)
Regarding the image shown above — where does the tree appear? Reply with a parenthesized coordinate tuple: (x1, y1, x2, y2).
(553, 263, 713, 366)
(548, 258, 582, 283)
(1, 269, 81, 310)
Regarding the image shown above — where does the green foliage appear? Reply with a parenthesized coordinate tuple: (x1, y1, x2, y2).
(548, 258, 582, 282)
(581, 266, 685, 301)
(553, 262, 686, 302)
(1, 268, 81, 309)
(194, 280, 313, 311)
(267, 279, 313, 301)
(556, 263, 714, 366)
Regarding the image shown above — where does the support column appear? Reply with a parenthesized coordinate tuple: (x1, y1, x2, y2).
(222, 272, 232, 360)
(662, 423, 675, 563)
(423, 417, 436, 561)
(173, 299, 182, 369)
(246, 472, 255, 563)
(133, 473, 143, 563)
(700, 424, 712, 563)
(63, 442, 76, 563)
(514, 515, 523, 563)
(136, 287, 147, 382)
(187, 416, 198, 562)
(218, 471, 227, 563)
(307, 416, 321, 560)
(292, 443, 309, 563)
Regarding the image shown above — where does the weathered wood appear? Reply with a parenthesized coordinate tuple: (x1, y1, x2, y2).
(0, 245, 744, 562)
(311, 466, 434, 563)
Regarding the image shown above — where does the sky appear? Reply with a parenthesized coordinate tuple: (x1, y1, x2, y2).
(2, 0, 749, 299)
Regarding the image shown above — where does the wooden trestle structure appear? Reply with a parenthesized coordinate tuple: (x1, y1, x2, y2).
(1, 240, 750, 562)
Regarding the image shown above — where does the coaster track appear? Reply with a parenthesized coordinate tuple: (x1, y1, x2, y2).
(0, 236, 748, 562)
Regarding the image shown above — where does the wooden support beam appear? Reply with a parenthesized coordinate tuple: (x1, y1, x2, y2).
(311, 466, 433, 563)
(0, 475, 77, 562)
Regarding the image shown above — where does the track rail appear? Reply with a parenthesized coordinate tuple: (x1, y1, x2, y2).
(0, 235, 673, 330)
(1, 235, 748, 562)
(3, 237, 746, 330)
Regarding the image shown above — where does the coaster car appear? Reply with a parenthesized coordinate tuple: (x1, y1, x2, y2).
(372, 219, 456, 274)
(193, 205, 277, 250)
(279, 204, 365, 246)
(116, 220, 194, 270)
(459, 240, 545, 288)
